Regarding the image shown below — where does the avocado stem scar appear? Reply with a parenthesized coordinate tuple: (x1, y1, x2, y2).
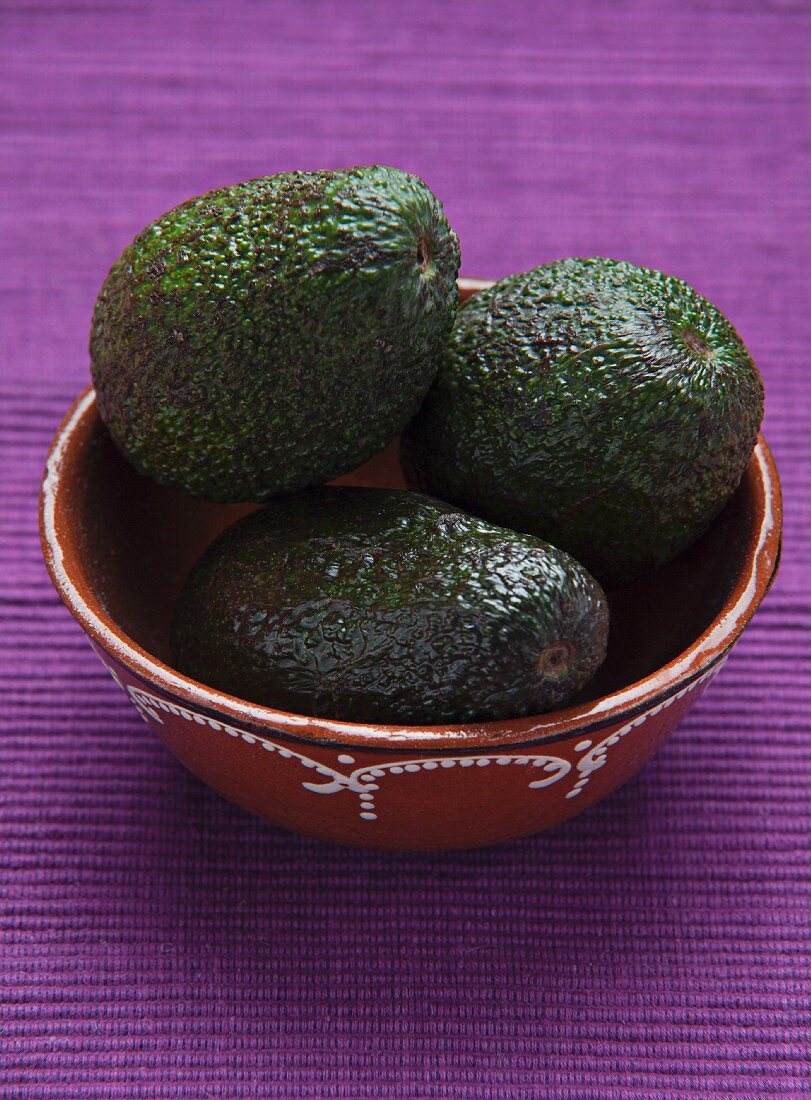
(537, 641, 574, 680)
(417, 236, 431, 273)
(681, 327, 713, 359)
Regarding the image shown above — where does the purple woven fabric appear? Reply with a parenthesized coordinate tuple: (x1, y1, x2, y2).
(2, 2, 810, 1096)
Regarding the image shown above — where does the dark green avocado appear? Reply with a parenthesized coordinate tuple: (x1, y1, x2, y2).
(170, 488, 609, 724)
(402, 257, 764, 588)
(90, 166, 460, 502)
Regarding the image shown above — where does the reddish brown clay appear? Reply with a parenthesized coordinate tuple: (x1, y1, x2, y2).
(39, 280, 782, 849)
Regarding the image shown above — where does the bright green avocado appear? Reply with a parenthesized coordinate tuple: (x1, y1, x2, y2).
(402, 257, 764, 588)
(170, 488, 609, 724)
(90, 166, 460, 501)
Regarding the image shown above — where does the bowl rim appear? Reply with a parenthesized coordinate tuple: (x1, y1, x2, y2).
(39, 287, 782, 752)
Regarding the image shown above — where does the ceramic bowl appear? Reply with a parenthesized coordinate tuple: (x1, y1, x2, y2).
(40, 280, 782, 850)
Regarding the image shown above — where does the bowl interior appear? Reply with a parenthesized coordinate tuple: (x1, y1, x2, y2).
(56, 401, 759, 709)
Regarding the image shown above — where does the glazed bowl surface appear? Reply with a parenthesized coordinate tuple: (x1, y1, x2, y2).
(40, 280, 782, 849)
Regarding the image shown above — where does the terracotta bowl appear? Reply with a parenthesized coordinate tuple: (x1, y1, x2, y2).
(40, 280, 782, 850)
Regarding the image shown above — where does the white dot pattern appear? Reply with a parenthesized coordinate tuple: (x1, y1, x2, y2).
(116, 662, 724, 825)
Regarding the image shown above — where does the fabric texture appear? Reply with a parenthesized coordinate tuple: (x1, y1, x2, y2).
(2, 1, 809, 1096)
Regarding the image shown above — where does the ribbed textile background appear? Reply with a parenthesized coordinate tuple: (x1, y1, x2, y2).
(2, 2, 809, 1097)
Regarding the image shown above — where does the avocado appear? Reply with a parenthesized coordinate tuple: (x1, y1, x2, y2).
(402, 257, 764, 588)
(90, 166, 460, 502)
(171, 488, 608, 724)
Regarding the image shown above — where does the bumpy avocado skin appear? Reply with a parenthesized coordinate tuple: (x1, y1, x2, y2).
(402, 258, 764, 588)
(170, 488, 608, 725)
(90, 167, 460, 501)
